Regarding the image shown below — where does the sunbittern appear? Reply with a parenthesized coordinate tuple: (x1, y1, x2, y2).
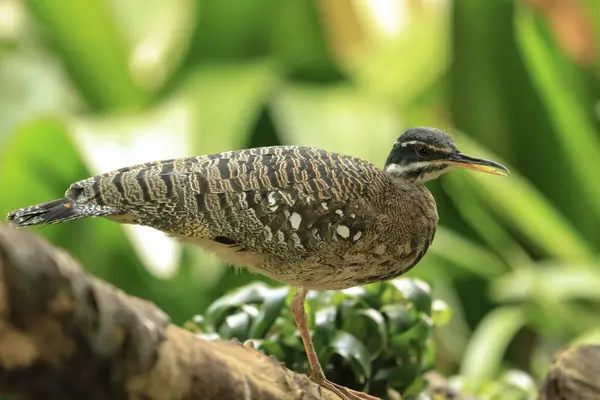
(7, 127, 508, 400)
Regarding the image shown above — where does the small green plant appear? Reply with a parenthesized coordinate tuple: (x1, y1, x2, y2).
(186, 278, 451, 399)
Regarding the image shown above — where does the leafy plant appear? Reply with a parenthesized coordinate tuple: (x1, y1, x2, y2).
(186, 278, 450, 398)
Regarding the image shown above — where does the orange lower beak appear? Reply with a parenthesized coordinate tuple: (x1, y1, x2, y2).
(433, 154, 509, 176)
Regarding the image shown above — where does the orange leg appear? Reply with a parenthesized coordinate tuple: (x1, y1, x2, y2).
(291, 287, 382, 400)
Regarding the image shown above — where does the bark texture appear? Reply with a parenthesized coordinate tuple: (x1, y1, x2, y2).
(0, 227, 338, 400)
(539, 344, 600, 400)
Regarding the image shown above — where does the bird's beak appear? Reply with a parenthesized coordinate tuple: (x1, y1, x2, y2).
(434, 153, 509, 176)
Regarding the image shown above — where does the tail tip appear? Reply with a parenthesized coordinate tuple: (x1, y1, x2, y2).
(6, 205, 42, 228)
(5, 200, 75, 228)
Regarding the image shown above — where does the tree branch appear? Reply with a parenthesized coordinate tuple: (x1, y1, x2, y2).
(0, 227, 338, 400)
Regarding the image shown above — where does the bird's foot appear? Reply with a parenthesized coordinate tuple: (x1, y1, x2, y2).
(311, 374, 381, 400)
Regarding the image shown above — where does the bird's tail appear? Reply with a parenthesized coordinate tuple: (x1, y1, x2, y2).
(7, 198, 117, 228)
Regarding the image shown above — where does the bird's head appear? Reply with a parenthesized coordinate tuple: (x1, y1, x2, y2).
(384, 127, 509, 183)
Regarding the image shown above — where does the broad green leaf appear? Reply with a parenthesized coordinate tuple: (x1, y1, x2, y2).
(430, 227, 508, 278)
(256, 339, 287, 363)
(342, 286, 382, 310)
(387, 346, 423, 390)
(452, 130, 594, 261)
(492, 266, 600, 302)
(326, 331, 372, 382)
(390, 314, 433, 350)
(249, 286, 290, 338)
(204, 282, 269, 330)
(528, 300, 599, 340)
(219, 311, 252, 341)
(515, 5, 600, 221)
(26, 0, 148, 110)
(269, 0, 341, 81)
(177, 61, 279, 155)
(431, 300, 452, 327)
(427, 274, 471, 362)
(0, 50, 74, 138)
(271, 82, 401, 163)
(390, 279, 432, 315)
(342, 308, 388, 360)
(380, 304, 417, 337)
(441, 175, 532, 267)
(182, 0, 276, 62)
(571, 329, 600, 346)
(110, 0, 196, 91)
(461, 307, 526, 389)
(349, 0, 451, 107)
(500, 370, 541, 398)
(313, 306, 338, 355)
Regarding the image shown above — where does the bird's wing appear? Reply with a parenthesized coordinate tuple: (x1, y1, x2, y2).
(68, 146, 386, 254)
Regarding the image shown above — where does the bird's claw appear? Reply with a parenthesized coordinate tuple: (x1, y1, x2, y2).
(314, 377, 381, 400)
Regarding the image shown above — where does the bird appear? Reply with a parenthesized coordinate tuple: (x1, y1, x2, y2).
(6, 127, 508, 400)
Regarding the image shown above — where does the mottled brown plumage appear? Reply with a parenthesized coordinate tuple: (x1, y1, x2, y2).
(7, 127, 508, 400)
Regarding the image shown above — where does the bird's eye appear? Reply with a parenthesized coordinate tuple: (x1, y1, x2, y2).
(415, 145, 431, 158)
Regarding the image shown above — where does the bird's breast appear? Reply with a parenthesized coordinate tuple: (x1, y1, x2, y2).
(274, 183, 438, 290)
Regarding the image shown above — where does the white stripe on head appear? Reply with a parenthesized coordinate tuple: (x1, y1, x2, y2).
(398, 140, 422, 148)
(396, 140, 454, 154)
(385, 162, 452, 182)
(385, 162, 431, 175)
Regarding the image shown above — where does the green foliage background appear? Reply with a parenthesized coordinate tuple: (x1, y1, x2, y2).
(1, 0, 599, 395)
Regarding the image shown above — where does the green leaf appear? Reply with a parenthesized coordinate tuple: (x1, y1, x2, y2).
(219, 310, 252, 341)
(269, 0, 342, 81)
(441, 175, 533, 267)
(249, 286, 290, 338)
(431, 300, 452, 327)
(349, 0, 451, 107)
(460, 307, 526, 389)
(387, 346, 423, 390)
(515, 5, 600, 222)
(380, 304, 417, 337)
(430, 227, 508, 278)
(0, 50, 74, 138)
(182, 0, 276, 61)
(499, 370, 539, 398)
(26, 0, 148, 110)
(571, 329, 600, 347)
(204, 282, 269, 330)
(256, 339, 287, 363)
(177, 61, 279, 155)
(326, 331, 372, 383)
(342, 308, 388, 360)
(390, 279, 432, 315)
(451, 130, 594, 261)
(492, 266, 600, 303)
(390, 314, 433, 350)
(313, 306, 338, 355)
(271, 83, 401, 163)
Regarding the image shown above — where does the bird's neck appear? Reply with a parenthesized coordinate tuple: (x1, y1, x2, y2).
(386, 172, 437, 213)
(384, 165, 449, 184)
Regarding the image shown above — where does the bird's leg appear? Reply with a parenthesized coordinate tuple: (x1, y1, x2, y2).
(291, 287, 382, 400)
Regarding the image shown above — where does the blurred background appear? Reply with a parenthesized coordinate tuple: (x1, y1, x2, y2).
(0, 0, 599, 392)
